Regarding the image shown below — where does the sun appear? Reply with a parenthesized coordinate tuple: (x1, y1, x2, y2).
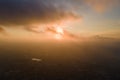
(55, 27, 64, 35)
(54, 27, 64, 39)
(29, 25, 66, 40)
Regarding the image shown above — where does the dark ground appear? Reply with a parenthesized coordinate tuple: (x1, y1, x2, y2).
(0, 39, 120, 80)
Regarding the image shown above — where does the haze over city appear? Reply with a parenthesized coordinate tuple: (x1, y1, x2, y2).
(0, 0, 120, 80)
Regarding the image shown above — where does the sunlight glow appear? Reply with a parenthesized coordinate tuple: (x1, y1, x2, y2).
(55, 27, 64, 35)
(55, 34, 63, 40)
(54, 27, 64, 40)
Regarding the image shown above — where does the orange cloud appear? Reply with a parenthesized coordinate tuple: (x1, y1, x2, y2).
(0, 27, 4, 32)
(0, 27, 8, 35)
(85, 0, 119, 12)
(0, 0, 83, 35)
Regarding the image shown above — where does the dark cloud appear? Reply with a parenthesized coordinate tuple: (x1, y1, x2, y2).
(0, 0, 118, 27)
(0, 0, 80, 26)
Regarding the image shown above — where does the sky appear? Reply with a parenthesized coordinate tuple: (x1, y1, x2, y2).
(0, 0, 120, 38)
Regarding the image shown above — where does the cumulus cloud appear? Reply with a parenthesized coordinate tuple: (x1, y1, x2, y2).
(0, 0, 81, 27)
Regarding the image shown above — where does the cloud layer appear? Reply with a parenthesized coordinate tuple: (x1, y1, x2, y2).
(0, 0, 119, 27)
(0, 0, 119, 35)
(0, 0, 80, 26)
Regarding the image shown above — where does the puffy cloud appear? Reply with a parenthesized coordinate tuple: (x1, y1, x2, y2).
(0, 0, 118, 27)
(0, 0, 81, 27)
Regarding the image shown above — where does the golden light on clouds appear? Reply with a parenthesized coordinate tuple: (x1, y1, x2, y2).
(55, 34, 63, 40)
(54, 27, 64, 40)
(55, 27, 64, 35)
(86, 0, 119, 12)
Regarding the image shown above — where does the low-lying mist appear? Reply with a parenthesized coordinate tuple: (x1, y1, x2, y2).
(0, 38, 120, 80)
